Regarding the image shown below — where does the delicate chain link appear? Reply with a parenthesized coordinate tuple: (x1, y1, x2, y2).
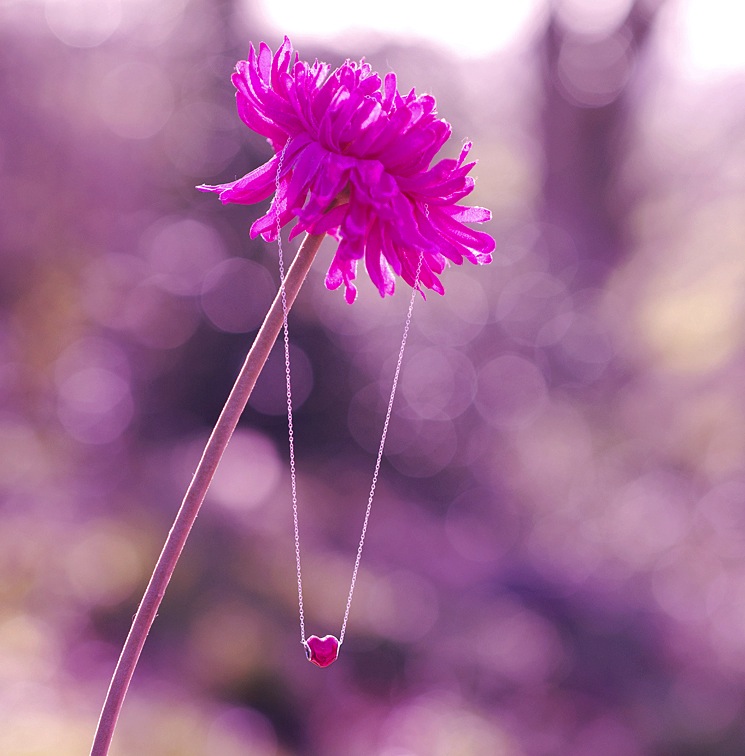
(339, 245, 424, 644)
(274, 140, 306, 646)
(274, 135, 426, 650)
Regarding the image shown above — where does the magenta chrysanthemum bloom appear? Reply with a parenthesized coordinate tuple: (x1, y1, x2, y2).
(199, 37, 495, 303)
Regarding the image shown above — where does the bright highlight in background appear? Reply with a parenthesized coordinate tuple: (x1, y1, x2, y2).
(253, 0, 544, 57)
(252, 0, 745, 75)
(674, 0, 745, 74)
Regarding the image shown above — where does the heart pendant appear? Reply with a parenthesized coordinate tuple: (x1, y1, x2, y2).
(305, 634, 340, 668)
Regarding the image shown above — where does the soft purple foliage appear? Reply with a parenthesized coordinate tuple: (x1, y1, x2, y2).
(199, 37, 495, 302)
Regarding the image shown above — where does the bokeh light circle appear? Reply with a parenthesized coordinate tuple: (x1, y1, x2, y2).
(475, 355, 548, 428)
(201, 258, 275, 334)
(96, 62, 174, 139)
(45, 0, 122, 48)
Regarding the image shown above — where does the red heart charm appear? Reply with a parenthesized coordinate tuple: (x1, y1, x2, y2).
(305, 635, 340, 668)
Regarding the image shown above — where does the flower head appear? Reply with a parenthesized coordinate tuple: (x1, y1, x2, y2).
(199, 37, 495, 303)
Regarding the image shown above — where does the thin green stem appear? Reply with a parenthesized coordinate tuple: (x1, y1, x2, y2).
(90, 231, 325, 756)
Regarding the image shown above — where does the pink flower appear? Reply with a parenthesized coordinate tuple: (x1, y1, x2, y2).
(199, 37, 495, 303)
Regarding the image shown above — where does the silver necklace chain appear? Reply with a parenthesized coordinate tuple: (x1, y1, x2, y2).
(274, 141, 424, 649)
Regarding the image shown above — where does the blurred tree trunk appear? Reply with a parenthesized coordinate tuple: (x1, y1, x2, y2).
(538, 0, 664, 287)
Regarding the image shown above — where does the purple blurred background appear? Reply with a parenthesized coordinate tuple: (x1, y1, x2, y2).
(2, 0, 745, 753)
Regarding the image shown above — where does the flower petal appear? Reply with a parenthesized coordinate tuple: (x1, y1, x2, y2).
(200, 38, 495, 301)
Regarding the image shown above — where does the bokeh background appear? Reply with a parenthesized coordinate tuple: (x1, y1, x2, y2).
(2, 0, 745, 753)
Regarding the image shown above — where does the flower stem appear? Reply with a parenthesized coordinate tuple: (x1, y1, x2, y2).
(90, 231, 325, 756)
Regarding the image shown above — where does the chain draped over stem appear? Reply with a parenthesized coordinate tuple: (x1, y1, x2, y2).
(90, 230, 326, 756)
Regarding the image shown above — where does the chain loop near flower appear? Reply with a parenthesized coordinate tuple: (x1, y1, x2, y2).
(274, 139, 307, 648)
